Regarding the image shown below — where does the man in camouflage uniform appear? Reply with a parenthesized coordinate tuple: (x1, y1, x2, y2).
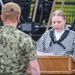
(0, 2, 40, 75)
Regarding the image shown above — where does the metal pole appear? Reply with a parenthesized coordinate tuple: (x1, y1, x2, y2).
(0, 0, 3, 7)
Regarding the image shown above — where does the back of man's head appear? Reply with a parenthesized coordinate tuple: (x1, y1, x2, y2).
(1, 2, 21, 22)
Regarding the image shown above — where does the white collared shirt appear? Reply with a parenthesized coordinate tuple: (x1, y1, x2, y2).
(54, 29, 65, 40)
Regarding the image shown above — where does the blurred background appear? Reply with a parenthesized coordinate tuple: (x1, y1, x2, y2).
(0, 0, 75, 41)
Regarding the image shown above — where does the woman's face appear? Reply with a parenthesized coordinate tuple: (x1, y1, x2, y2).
(52, 16, 66, 31)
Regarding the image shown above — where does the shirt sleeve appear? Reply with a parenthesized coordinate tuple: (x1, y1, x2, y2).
(24, 36, 38, 60)
(36, 30, 49, 52)
(72, 37, 75, 59)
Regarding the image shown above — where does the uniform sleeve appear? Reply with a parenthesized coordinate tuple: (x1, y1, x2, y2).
(24, 36, 38, 61)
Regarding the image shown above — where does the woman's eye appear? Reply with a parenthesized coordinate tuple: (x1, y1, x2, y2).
(57, 21, 61, 23)
(53, 22, 56, 24)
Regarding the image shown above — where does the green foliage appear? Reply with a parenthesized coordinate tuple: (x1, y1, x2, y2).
(27, 0, 75, 25)
(54, 0, 75, 24)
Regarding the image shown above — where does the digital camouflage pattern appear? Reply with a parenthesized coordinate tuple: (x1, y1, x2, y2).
(0, 26, 37, 75)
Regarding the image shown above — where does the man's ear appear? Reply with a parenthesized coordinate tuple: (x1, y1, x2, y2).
(18, 14, 21, 23)
(1, 14, 3, 21)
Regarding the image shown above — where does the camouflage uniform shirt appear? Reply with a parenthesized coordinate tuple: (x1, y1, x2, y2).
(0, 26, 37, 75)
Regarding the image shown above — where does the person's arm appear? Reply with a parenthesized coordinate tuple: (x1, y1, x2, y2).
(72, 37, 75, 59)
(36, 31, 48, 52)
(29, 58, 40, 75)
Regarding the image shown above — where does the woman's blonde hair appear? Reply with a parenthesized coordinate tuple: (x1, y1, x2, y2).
(51, 10, 66, 20)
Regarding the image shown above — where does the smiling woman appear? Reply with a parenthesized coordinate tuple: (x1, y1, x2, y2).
(36, 10, 75, 59)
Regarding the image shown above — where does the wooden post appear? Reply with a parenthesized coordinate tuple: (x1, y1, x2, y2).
(60, 0, 65, 10)
(46, 0, 56, 30)
(32, 0, 39, 22)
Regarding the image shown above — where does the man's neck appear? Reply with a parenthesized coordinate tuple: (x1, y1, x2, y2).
(4, 22, 17, 28)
